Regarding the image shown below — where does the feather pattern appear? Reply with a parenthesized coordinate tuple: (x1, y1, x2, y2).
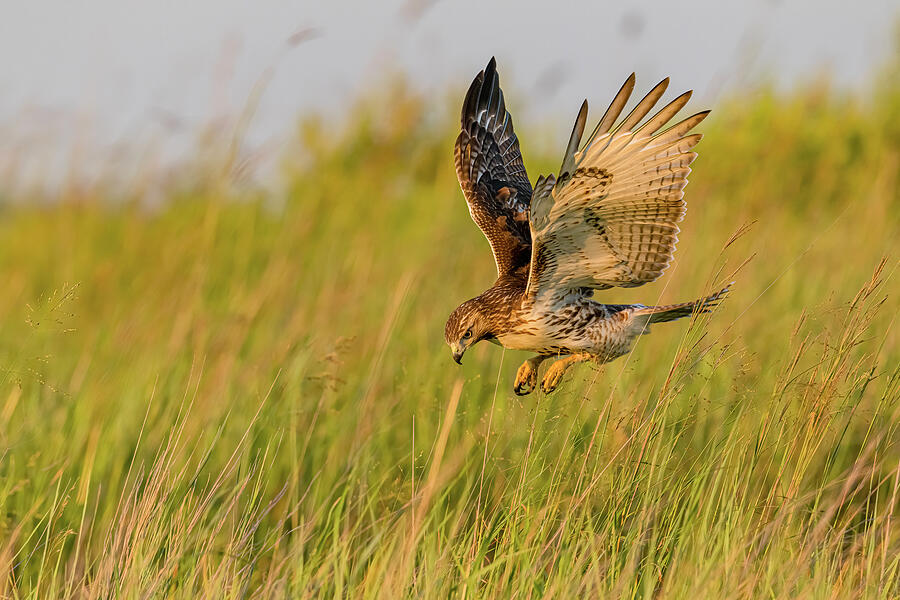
(526, 75, 709, 304)
(454, 57, 533, 275)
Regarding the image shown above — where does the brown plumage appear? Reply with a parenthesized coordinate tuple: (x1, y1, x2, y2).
(444, 58, 731, 395)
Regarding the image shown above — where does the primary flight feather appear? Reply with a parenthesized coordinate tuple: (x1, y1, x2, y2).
(445, 57, 731, 395)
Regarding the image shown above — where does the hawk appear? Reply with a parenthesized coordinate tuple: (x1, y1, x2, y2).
(444, 58, 731, 395)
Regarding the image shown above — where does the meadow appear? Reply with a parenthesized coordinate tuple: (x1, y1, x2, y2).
(0, 55, 898, 597)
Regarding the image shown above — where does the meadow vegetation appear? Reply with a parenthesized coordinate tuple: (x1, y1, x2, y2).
(0, 54, 897, 597)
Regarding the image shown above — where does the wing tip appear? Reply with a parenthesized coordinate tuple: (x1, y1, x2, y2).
(558, 100, 589, 181)
(484, 57, 497, 84)
(694, 109, 712, 121)
(462, 57, 504, 127)
(690, 109, 712, 128)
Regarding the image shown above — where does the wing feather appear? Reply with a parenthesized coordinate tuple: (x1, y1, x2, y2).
(454, 58, 533, 275)
(635, 90, 692, 138)
(587, 73, 635, 142)
(618, 77, 669, 132)
(526, 76, 708, 303)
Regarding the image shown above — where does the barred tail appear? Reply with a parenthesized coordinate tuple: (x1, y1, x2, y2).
(638, 283, 732, 324)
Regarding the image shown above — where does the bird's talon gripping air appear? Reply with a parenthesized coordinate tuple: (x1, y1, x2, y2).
(444, 58, 732, 395)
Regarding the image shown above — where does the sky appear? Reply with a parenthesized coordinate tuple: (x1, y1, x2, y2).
(0, 0, 896, 186)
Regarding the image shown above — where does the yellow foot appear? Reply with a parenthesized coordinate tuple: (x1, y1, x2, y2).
(540, 353, 592, 394)
(514, 359, 540, 396)
(540, 362, 567, 394)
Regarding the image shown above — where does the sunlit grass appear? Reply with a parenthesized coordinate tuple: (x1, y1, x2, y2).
(0, 60, 897, 597)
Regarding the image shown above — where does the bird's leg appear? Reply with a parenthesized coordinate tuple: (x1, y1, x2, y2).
(514, 355, 550, 396)
(540, 353, 593, 394)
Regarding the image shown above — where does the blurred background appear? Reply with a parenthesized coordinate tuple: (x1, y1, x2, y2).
(0, 0, 896, 190)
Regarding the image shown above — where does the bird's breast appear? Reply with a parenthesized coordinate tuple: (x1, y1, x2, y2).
(495, 315, 567, 353)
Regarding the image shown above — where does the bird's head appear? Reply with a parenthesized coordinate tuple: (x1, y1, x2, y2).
(444, 298, 492, 364)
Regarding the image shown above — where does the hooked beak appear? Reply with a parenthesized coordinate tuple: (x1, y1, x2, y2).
(450, 342, 465, 364)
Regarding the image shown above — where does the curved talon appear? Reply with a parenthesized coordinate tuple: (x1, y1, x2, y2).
(514, 379, 534, 396)
(513, 362, 537, 396)
(540, 366, 565, 394)
(513, 356, 547, 396)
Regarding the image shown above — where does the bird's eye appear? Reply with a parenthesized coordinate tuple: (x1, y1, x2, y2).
(462, 329, 472, 340)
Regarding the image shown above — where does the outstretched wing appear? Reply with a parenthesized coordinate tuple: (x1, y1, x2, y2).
(455, 58, 533, 276)
(526, 75, 708, 303)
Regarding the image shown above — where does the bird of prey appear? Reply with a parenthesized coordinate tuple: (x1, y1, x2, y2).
(444, 58, 731, 395)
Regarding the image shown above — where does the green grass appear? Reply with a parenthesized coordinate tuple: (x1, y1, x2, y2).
(0, 59, 898, 598)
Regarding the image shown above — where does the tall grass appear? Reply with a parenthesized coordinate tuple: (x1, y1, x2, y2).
(0, 59, 897, 597)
